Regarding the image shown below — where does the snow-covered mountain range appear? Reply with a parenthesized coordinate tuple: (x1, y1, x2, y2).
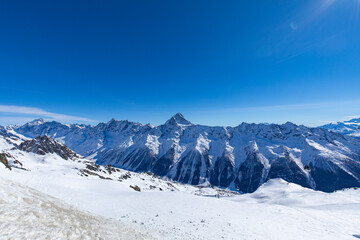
(0, 129, 212, 194)
(321, 117, 360, 138)
(1, 118, 360, 239)
(5, 113, 360, 193)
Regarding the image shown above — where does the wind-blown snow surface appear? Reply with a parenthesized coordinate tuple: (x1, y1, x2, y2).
(12, 114, 360, 192)
(0, 177, 149, 240)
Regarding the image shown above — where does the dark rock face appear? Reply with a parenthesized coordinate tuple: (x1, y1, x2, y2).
(152, 148, 175, 177)
(121, 148, 157, 172)
(210, 155, 235, 188)
(18, 135, 79, 160)
(234, 146, 267, 193)
(266, 152, 311, 189)
(171, 150, 211, 185)
(310, 158, 360, 192)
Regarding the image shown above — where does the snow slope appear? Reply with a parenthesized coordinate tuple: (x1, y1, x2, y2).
(2, 165, 360, 240)
(0, 134, 217, 194)
(11, 114, 360, 192)
(0, 177, 149, 240)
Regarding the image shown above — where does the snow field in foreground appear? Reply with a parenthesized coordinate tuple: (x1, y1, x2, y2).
(3, 165, 360, 240)
(0, 177, 151, 240)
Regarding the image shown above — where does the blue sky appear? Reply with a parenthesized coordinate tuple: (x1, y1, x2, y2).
(1, 0, 360, 127)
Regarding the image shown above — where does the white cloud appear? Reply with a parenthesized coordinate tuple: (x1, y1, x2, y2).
(0, 105, 95, 123)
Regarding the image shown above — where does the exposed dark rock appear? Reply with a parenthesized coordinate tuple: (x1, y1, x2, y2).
(234, 145, 267, 193)
(18, 135, 79, 160)
(266, 151, 311, 189)
(210, 154, 234, 188)
(105, 164, 119, 174)
(130, 185, 141, 192)
(310, 158, 360, 192)
(0, 153, 11, 170)
(152, 148, 175, 176)
(171, 150, 211, 185)
(121, 148, 157, 172)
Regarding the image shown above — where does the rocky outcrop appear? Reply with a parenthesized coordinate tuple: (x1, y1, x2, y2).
(18, 135, 79, 160)
(0, 153, 11, 170)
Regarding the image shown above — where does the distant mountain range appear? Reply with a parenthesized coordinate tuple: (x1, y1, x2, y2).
(0, 127, 204, 195)
(2, 113, 360, 193)
(321, 117, 360, 138)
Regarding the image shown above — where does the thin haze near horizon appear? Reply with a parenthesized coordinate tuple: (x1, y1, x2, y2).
(1, 0, 360, 127)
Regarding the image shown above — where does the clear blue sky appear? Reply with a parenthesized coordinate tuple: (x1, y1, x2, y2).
(1, 0, 360, 127)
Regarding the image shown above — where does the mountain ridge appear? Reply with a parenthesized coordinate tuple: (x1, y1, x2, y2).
(8, 113, 360, 193)
(321, 117, 360, 138)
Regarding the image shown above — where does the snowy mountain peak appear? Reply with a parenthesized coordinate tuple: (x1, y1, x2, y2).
(103, 118, 145, 133)
(283, 121, 297, 128)
(165, 113, 192, 126)
(106, 118, 123, 127)
(28, 118, 46, 125)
